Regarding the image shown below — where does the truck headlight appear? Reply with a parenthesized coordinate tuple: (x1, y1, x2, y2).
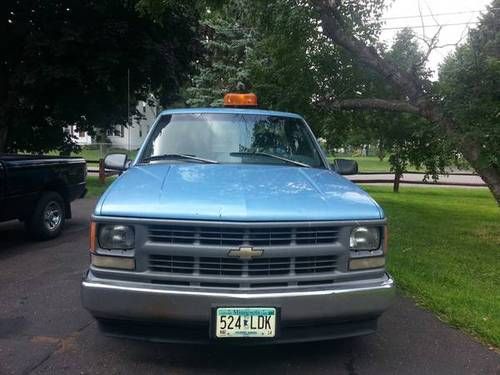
(349, 226, 380, 250)
(98, 224, 135, 250)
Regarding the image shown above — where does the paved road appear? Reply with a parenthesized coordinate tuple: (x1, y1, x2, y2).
(346, 173, 486, 187)
(0, 199, 498, 375)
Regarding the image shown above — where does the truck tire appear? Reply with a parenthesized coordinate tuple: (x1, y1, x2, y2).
(26, 192, 66, 240)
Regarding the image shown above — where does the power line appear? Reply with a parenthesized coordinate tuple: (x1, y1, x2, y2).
(381, 21, 481, 31)
(381, 8, 499, 21)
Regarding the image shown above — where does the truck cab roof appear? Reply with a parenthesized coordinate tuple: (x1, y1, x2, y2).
(159, 107, 303, 119)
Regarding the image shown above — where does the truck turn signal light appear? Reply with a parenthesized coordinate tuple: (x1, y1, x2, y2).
(89, 222, 97, 253)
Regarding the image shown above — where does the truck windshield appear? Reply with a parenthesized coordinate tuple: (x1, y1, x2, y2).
(140, 113, 324, 168)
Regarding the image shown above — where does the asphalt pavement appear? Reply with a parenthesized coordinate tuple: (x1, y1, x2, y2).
(0, 198, 498, 375)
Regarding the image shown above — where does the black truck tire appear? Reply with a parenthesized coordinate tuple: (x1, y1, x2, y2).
(26, 192, 66, 240)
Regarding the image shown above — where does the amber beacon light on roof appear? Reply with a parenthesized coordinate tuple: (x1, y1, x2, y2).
(223, 93, 258, 107)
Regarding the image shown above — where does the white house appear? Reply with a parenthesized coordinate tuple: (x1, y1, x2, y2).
(67, 126, 92, 145)
(106, 100, 158, 150)
(68, 100, 158, 150)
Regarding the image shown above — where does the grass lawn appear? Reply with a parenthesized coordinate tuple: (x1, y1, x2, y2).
(364, 186, 500, 348)
(329, 155, 471, 173)
(86, 176, 115, 198)
(328, 155, 424, 172)
(48, 147, 138, 163)
(74, 147, 138, 161)
(84, 177, 499, 347)
(330, 156, 392, 172)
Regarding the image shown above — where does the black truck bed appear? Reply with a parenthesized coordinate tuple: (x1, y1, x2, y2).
(0, 154, 87, 232)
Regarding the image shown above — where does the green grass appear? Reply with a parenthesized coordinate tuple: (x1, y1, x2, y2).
(75, 147, 138, 161)
(363, 186, 500, 347)
(329, 156, 392, 172)
(329, 155, 471, 173)
(348, 156, 392, 172)
(48, 147, 138, 163)
(86, 176, 115, 198)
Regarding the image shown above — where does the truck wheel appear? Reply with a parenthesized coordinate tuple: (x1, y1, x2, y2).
(26, 192, 66, 240)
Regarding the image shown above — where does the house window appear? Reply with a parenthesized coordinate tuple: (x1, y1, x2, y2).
(79, 131, 85, 137)
(120, 125, 124, 137)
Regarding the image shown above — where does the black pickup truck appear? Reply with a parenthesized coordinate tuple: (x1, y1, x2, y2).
(0, 154, 87, 240)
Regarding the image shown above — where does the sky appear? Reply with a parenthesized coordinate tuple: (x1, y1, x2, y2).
(380, 0, 492, 77)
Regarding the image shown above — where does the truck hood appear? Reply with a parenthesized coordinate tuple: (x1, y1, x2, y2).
(95, 164, 383, 221)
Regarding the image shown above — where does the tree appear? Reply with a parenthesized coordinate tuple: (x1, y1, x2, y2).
(185, 1, 256, 107)
(313, 0, 500, 205)
(379, 29, 455, 192)
(184, 0, 379, 144)
(247, 1, 324, 123)
(438, 5, 500, 178)
(1, 0, 201, 153)
(385, 114, 455, 192)
(182, 0, 475, 197)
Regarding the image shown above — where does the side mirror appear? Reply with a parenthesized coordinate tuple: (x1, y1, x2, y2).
(104, 153, 128, 171)
(331, 159, 358, 175)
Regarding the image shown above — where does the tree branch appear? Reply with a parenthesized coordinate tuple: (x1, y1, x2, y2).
(323, 98, 420, 114)
(420, 26, 442, 64)
(312, 0, 423, 101)
(312, 0, 500, 204)
(417, 0, 443, 64)
(418, 0, 427, 40)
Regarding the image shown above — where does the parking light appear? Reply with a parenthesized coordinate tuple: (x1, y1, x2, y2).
(349, 257, 385, 271)
(91, 254, 135, 270)
(89, 222, 97, 253)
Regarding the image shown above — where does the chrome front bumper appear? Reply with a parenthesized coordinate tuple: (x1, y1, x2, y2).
(82, 271, 395, 326)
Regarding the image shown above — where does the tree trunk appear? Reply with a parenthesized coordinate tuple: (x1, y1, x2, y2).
(314, 0, 500, 205)
(0, 127, 7, 153)
(460, 149, 500, 206)
(421, 104, 500, 205)
(477, 167, 500, 205)
(393, 172, 402, 193)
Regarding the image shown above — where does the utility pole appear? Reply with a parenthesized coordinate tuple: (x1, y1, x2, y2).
(127, 68, 131, 151)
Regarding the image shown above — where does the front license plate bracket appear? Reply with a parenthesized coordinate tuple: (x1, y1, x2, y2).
(211, 306, 280, 339)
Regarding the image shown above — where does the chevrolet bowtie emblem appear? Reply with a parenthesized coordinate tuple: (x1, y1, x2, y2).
(228, 246, 264, 260)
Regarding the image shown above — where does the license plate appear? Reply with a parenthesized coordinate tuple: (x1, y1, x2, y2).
(215, 307, 277, 338)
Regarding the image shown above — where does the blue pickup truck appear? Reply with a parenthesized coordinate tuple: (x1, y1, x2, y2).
(82, 93, 394, 344)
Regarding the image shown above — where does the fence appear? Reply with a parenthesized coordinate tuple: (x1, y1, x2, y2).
(72, 143, 138, 162)
(85, 159, 115, 184)
(86, 159, 486, 188)
(73, 143, 135, 184)
(348, 175, 486, 187)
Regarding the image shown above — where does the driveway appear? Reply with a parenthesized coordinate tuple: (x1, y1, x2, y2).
(0, 198, 498, 375)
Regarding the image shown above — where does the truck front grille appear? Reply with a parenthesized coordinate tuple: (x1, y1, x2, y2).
(148, 254, 337, 285)
(143, 222, 345, 289)
(148, 225, 339, 247)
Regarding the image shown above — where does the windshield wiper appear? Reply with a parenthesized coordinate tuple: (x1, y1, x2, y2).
(142, 153, 219, 164)
(230, 152, 311, 168)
